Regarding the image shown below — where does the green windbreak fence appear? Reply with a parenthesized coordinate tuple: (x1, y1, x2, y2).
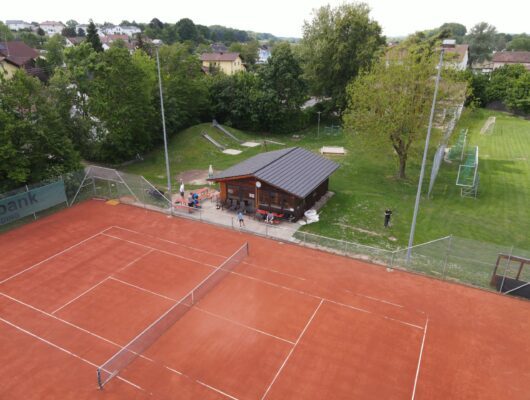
(0, 180, 67, 226)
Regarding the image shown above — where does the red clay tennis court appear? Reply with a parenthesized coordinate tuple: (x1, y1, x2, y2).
(1, 200, 529, 399)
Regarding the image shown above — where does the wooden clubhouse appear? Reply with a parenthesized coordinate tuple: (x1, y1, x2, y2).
(209, 147, 339, 221)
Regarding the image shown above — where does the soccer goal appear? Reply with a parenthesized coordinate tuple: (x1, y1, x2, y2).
(456, 146, 479, 198)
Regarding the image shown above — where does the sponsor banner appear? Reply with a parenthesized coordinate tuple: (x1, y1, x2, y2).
(0, 181, 67, 225)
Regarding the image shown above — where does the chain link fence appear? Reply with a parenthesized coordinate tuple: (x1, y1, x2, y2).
(2, 165, 529, 299)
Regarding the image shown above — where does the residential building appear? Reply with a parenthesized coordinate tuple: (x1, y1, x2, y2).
(65, 37, 85, 47)
(100, 35, 135, 52)
(209, 147, 339, 220)
(441, 39, 469, 70)
(200, 52, 246, 75)
(257, 45, 271, 64)
(121, 26, 141, 37)
(39, 21, 65, 36)
(5, 20, 31, 31)
(492, 51, 530, 71)
(0, 41, 39, 79)
(471, 60, 494, 74)
(211, 43, 228, 53)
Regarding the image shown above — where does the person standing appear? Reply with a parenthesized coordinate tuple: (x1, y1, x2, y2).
(384, 209, 392, 228)
(237, 210, 245, 227)
(179, 180, 185, 200)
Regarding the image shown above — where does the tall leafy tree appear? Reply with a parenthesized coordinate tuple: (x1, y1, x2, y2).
(344, 50, 440, 179)
(157, 43, 210, 133)
(88, 46, 156, 162)
(465, 22, 497, 63)
(299, 3, 385, 111)
(508, 34, 530, 51)
(44, 35, 66, 72)
(0, 71, 80, 190)
(86, 20, 103, 52)
(175, 18, 198, 42)
(0, 22, 14, 41)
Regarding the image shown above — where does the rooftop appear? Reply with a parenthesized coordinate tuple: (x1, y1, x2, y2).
(212, 147, 340, 198)
(0, 41, 38, 67)
(492, 51, 530, 64)
(200, 52, 241, 62)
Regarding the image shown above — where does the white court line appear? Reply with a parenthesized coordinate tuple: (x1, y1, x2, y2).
(102, 233, 218, 268)
(261, 299, 324, 400)
(196, 307, 295, 345)
(0, 316, 143, 391)
(228, 270, 425, 331)
(356, 293, 405, 308)
(164, 366, 240, 400)
(0, 227, 112, 285)
(111, 226, 306, 282)
(411, 318, 429, 400)
(196, 379, 240, 400)
(111, 225, 227, 259)
(114, 249, 154, 274)
(109, 277, 176, 302)
(51, 248, 154, 315)
(51, 277, 110, 315)
(0, 291, 153, 362)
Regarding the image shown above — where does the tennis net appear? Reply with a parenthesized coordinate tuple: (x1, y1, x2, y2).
(96, 242, 249, 389)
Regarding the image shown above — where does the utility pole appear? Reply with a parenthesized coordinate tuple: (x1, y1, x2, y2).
(317, 111, 322, 138)
(153, 39, 172, 200)
(407, 49, 444, 261)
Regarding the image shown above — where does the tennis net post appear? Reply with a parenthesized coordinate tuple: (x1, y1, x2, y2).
(96, 242, 249, 389)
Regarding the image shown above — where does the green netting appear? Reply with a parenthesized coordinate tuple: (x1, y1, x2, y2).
(447, 128, 467, 161)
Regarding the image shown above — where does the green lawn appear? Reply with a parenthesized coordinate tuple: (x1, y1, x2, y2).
(122, 110, 530, 250)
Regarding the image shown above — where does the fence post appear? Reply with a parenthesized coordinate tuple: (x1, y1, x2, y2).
(499, 246, 514, 293)
(231, 217, 234, 230)
(26, 185, 37, 220)
(388, 251, 395, 270)
(442, 235, 453, 280)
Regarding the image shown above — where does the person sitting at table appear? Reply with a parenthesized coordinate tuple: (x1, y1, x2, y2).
(266, 211, 274, 224)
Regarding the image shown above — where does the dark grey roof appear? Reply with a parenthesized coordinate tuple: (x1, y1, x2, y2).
(212, 147, 339, 198)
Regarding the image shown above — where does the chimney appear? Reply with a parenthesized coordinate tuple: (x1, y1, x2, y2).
(442, 39, 456, 49)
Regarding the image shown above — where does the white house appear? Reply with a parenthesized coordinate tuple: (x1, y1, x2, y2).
(99, 25, 141, 37)
(5, 20, 31, 31)
(257, 45, 271, 64)
(121, 26, 141, 37)
(39, 21, 65, 36)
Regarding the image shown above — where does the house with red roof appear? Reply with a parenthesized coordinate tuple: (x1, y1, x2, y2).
(492, 51, 530, 71)
(0, 41, 40, 79)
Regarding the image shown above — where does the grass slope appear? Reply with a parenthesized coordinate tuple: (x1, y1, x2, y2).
(123, 110, 529, 250)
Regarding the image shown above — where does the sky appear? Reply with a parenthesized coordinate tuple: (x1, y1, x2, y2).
(2, 0, 529, 38)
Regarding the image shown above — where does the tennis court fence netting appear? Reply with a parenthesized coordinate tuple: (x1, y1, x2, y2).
(96, 242, 249, 389)
(2, 166, 529, 300)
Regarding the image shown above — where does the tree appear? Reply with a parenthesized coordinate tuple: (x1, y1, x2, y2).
(86, 20, 103, 52)
(465, 22, 497, 63)
(506, 72, 530, 113)
(344, 50, 440, 179)
(229, 40, 260, 67)
(77, 28, 86, 37)
(62, 20, 78, 37)
(299, 3, 385, 111)
(37, 27, 45, 37)
(439, 22, 467, 39)
(0, 22, 14, 41)
(0, 71, 80, 191)
(157, 43, 210, 133)
(508, 34, 530, 51)
(258, 43, 307, 131)
(44, 35, 66, 72)
(16, 32, 42, 49)
(88, 46, 157, 162)
(175, 18, 198, 42)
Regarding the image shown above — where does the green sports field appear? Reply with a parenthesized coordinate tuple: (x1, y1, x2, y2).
(123, 109, 530, 250)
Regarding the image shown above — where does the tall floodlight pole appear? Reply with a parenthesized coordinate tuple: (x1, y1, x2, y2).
(154, 39, 172, 199)
(407, 49, 444, 261)
(317, 111, 322, 138)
